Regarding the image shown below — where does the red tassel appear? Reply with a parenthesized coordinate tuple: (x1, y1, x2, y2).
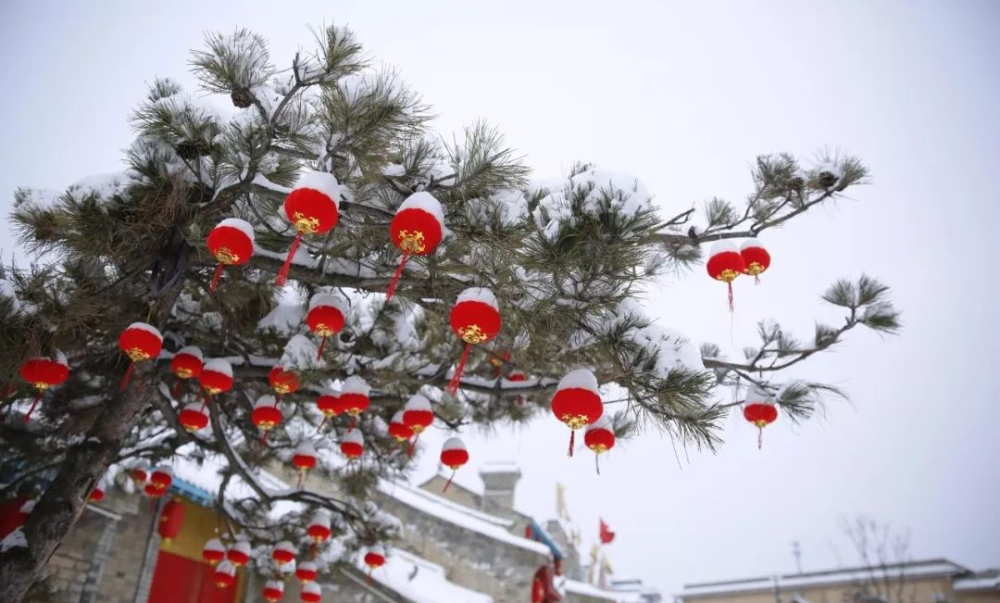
(296, 469, 304, 490)
(210, 264, 225, 292)
(568, 430, 575, 457)
(447, 343, 471, 395)
(120, 363, 135, 392)
(367, 568, 373, 585)
(316, 415, 328, 434)
(443, 471, 455, 492)
(172, 380, 182, 399)
(407, 435, 418, 458)
(276, 232, 304, 287)
(349, 415, 357, 431)
(260, 429, 269, 446)
(316, 335, 327, 359)
(199, 398, 208, 412)
(386, 253, 409, 301)
(24, 393, 42, 423)
(728, 281, 734, 313)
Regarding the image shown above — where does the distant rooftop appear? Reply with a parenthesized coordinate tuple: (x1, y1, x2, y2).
(680, 559, 971, 599)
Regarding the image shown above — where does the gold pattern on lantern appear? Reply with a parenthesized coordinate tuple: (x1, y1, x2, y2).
(273, 383, 293, 395)
(714, 268, 739, 283)
(754, 419, 769, 428)
(589, 443, 609, 453)
(205, 386, 223, 395)
(257, 419, 278, 429)
(293, 212, 321, 234)
(214, 247, 239, 265)
(398, 229, 426, 254)
(126, 347, 152, 362)
(458, 324, 488, 344)
(314, 323, 335, 337)
(560, 413, 591, 430)
(31, 382, 51, 391)
(176, 368, 194, 379)
(744, 262, 765, 276)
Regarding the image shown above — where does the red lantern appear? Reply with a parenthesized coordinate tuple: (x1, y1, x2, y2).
(402, 394, 434, 442)
(170, 346, 203, 397)
(340, 429, 364, 460)
(202, 538, 226, 564)
(340, 376, 370, 431)
(129, 463, 148, 484)
(158, 499, 185, 541)
(300, 582, 322, 603)
(743, 385, 778, 449)
(296, 560, 318, 582)
(316, 389, 341, 418)
(584, 416, 615, 475)
(364, 545, 386, 580)
(388, 411, 413, 451)
(178, 403, 209, 432)
(507, 370, 528, 406)
(144, 483, 165, 498)
(386, 192, 444, 300)
(213, 560, 237, 588)
(277, 171, 341, 286)
(706, 241, 745, 311)
(740, 238, 771, 283)
(269, 366, 300, 402)
(88, 487, 104, 503)
(551, 369, 603, 457)
(118, 322, 163, 391)
(291, 440, 317, 489)
(439, 437, 469, 492)
(263, 580, 284, 602)
(207, 218, 254, 292)
(150, 466, 173, 490)
(252, 395, 283, 437)
(199, 359, 234, 398)
(447, 288, 501, 394)
(306, 293, 345, 358)
(227, 540, 251, 566)
(272, 541, 297, 565)
(19, 355, 70, 422)
(307, 513, 332, 543)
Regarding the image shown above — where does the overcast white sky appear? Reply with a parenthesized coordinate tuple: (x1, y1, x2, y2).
(2, 0, 998, 595)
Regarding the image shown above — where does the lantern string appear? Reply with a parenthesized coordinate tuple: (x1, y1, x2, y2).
(315, 415, 328, 434)
(349, 415, 357, 432)
(595, 453, 600, 476)
(755, 275, 761, 285)
(120, 363, 135, 392)
(386, 253, 409, 301)
(172, 380, 182, 399)
(276, 232, 304, 287)
(24, 393, 42, 423)
(728, 282, 735, 313)
(199, 397, 208, 412)
(407, 434, 418, 458)
(758, 427, 763, 450)
(210, 264, 225, 292)
(568, 430, 575, 457)
(296, 469, 304, 490)
(316, 335, 327, 360)
(447, 343, 472, 395)
(442, 470, 456, 493)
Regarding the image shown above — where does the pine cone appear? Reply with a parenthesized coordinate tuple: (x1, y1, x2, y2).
(175, 142, 200, 161)
(816, 170, 839, 189)
(231, 88, 255, 109)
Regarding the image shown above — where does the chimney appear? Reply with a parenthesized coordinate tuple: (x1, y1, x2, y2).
(478, 462, 521, 518)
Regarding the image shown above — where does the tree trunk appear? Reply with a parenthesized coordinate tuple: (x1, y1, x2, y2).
(0, 372, 155, 602)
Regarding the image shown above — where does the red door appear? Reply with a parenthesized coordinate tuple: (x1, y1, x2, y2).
(147, 550, 238, 603)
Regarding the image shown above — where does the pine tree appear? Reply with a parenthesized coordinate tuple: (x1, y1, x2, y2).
(0, 25, 899, 601)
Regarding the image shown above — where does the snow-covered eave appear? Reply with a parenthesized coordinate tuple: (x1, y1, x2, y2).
(954, 576, 1000, 591)
(564, 579, 621, 602)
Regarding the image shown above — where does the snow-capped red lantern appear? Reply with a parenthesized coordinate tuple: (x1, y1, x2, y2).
(551, 369, 603, 457)
(740, 238, 771, 283)
(252, 395, 283, 437)
(296, 560, 318, 582)
(199, 358, 233, 400)
(150, 466, 173, 492)
(364, 545, 387, 579)
(227, 540, 252, 566)
(291, 440, 317, 488)
(300, 582, 322, 603)
(269, 365, 300, 402)
(386, 192, 445, 301)
(18, 355, 69, 422)
(507, 370, 528, 406)
(158, 499, 185, 541)
(447, 288, 502, 394)
(277, 171, 342, 287)
(170, 346, 203, 397)
(207, 218, 254, 292)
(340, 376, 370, 430)
(306, 513, 332, 543)
(178, 403, 209, 432)
(340, 429, 364, 459)
(387, 411, 413, 450)
(202, 538, 226, 564)
(743, 385, 778, 449)
(584, 415, 615, 474)
(439, 437, 469, 492)
(129, 462, 148, 484)
(706, 240, 745, 311)
(88, 486, 104, 503)
(272, 541, 297, 565)
(118, 322, 163, 391)
(305, 293, 345, 358)
(263, 580, 284, 603)
(214, 560, 237, 588)
(402, 394, 434, 436)
(315, 389, 341, 419)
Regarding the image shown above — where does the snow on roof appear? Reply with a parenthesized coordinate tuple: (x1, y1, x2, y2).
(293, 171, 342, 206)
(557, 369, 599, 393)
(564, 579, 621, 602)
(455, 287, 498, 310)
(216, 218, 255, 242)
(377, 480, 552, 555)
(679, 560, 970, 599)
(954, 571, 1000, 591)
(478, 461, 520, 476)
(365, 547, 493, 603)
(399, 191, 445, 225)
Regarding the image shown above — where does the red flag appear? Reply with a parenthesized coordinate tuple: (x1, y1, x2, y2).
(599, 518, 615, 544)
